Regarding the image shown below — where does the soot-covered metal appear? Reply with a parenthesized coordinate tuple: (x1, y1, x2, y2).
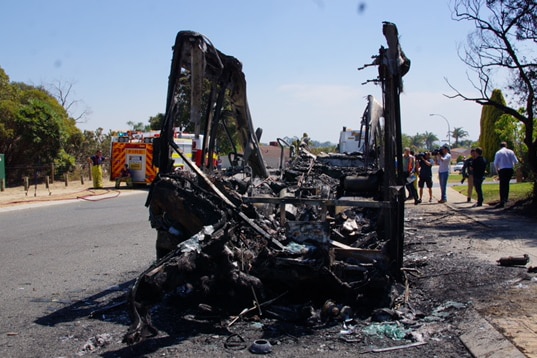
(123, 23, 410, 344)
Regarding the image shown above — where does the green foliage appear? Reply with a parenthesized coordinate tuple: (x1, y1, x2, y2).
(309, 145, 338, 155)
(155, 74, 243, 156)
(453, 182, 533, 204)
(451, 127, 468, 147)
(409, 133, 425, 149)
(149, 113, 165, 130)
(458, 139, 477, 148)
(80, 128, 113, 159)
(54, 148, 77, 175)
(402, 132, 442, 153)
(126, 121, 147, 131)
(494, 112, 526, 157)
(478, 89, 505, 164)
(423, 131, 439, 150)
(0, 66, 85, 184)
(401, 134, 412, 149)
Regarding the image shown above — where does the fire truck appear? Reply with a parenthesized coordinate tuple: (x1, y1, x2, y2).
(110, 131, 159, 185)
(171, 131, 203, 170)
(110, 130, 215, 184)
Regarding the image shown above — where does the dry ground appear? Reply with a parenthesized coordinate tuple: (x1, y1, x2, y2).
(0, 180, 131, 210)
(1, 184, 536, 357)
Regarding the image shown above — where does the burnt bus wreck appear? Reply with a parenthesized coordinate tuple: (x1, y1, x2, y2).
(124, 23, 410, 344)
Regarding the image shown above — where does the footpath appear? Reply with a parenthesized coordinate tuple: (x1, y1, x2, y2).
(418, 182, 537, 358)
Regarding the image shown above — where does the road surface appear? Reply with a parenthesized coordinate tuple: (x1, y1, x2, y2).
(0, 192, 155, 357)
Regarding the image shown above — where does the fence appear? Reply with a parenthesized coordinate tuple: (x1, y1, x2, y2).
(1, 161, 110, 190)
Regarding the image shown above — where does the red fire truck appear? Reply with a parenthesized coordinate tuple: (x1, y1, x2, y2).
(110, 130, 217, 184)
(110, 131, 159, 185)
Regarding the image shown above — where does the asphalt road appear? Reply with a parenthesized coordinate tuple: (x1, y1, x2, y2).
(0, 191, 155, 357)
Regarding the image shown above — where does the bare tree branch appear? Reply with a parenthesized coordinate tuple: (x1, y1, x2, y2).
(45, 79, 92, 123)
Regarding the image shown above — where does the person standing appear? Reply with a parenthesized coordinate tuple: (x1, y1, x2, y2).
(417, 152, 433, 202)
(472, 147, 487, 207)
(435, 145, 451, 203)
(402, 147, 420, 204)
(493, 142, 518, 208)
(88, 150, 107, 189)
(461, 149, 475, 202)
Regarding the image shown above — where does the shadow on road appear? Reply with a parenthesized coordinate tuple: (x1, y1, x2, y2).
(34, 279, 136, 327)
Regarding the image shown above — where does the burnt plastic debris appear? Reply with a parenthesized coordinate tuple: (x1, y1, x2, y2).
(249, 339, 273, 354)
(497, 254, 530, 266)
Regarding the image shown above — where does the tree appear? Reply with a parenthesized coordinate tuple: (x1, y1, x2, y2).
(2, 85, 67, 182)
(0, 67, 85, 184)
(451, 127, 469, 147)
(423, 131, 439, 150)
(478, 89, 505, 163)
(126, 121, 146, 131)
(409, 133, 425, 150)
(148, 113, 165, 130)
(401, 134, 412, 150)
(449, 0, 537, 201)
(45, 80, 92, 122)
(495, 112, 526, 159)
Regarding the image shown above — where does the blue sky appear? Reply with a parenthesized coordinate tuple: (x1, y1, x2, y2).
(1, 0, 488, 144)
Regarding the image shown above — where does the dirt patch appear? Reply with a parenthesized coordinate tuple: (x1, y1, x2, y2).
(0, 181, 132, 209)
(406, 201, 537, 357)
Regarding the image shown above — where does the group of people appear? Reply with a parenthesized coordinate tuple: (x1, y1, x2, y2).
(403, 142, 519, 208)
(89, 142, 520, 205)
(459, 147, 487, 207)
(403, 147, 449, 205)
(460, 142, 519, 207)
(402, 148, 433, 205)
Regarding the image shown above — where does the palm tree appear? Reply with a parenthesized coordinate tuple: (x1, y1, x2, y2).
(410, 133, 425, 150)
(423, 131, 439, 150)
(451, 127, 469, 147)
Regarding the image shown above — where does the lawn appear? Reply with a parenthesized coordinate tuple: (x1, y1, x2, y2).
(452, 180, 533, 204)
(448, 172, 494, 184)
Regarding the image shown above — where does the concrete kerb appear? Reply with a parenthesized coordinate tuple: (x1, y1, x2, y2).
(459, 308, 526, 358)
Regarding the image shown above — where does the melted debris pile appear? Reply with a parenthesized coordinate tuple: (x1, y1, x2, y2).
(123, 151, 398, 344)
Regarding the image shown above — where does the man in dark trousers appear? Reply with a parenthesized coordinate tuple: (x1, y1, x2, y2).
(472, 147, 487, 207)
(493, 142, 518, 208)
(417, 152, 433, 202)
(461, 149, 475, 202)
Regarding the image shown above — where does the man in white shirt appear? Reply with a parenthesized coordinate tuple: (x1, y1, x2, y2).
(436, 146, 451, 203)
(493, 142, 519, 208)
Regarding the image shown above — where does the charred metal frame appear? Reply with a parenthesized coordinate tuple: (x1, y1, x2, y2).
(376, 22, 410, 277)
(156, 31, 268, 178)
(124, 23, 410, 345)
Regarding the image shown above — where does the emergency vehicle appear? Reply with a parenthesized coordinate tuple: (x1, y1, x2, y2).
(110, 131, 159, 185)
(172, 129, 218, 170)
(110, 130, 218, 184)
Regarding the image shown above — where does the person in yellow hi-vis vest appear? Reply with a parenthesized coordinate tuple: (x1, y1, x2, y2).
(88, 150, 106, 189)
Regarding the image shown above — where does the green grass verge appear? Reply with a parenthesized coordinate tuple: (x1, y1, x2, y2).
(452, 181, 533, 204)
(448, 172, 494, 184)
